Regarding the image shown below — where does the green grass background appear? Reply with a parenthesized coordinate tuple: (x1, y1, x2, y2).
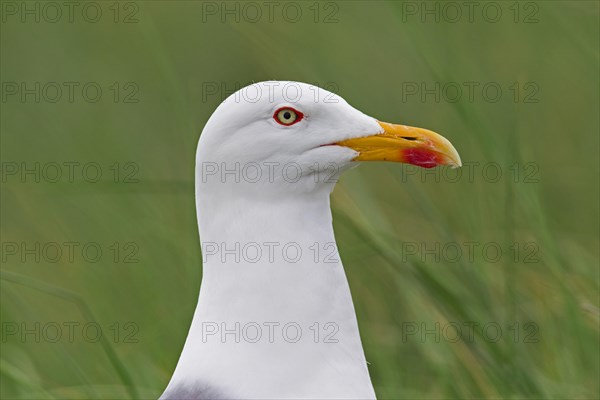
(1, 1, 599, 399)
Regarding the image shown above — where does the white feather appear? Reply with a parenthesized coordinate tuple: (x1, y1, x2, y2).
(163, 82, 382, 399)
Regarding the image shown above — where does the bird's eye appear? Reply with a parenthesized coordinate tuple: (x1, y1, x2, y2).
(274, 107, 303, 126)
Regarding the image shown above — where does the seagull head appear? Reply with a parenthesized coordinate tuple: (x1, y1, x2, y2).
(197, 81, 461, 196)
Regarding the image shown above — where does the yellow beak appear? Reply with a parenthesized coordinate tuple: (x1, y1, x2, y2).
(335, 121, 462, 168)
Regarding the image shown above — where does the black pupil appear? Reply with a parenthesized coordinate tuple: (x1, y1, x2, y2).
(283, 111, 291, 120)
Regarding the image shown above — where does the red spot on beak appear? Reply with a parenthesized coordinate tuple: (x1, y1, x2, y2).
(402, 148, 443, 169)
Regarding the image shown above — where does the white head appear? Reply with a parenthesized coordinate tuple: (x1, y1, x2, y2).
(196, 81, 461, 197)
(168, 82, 462, 398)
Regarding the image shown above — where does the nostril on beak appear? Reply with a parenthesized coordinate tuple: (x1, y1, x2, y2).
(401, 137, 418, 141)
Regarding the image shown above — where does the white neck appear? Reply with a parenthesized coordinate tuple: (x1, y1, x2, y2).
(162, 183, 376, 399)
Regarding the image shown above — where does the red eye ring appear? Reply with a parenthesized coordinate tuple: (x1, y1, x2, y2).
(273, 107, 304, 126)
